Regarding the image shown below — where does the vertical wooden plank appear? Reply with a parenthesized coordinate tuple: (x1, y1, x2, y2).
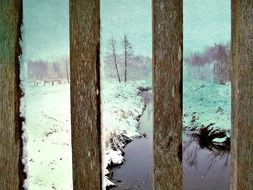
(0, 0, 24, 189)
(153, 0, 183, 189)
(231, 0, 253, 189)
(70, 0, 101, 189)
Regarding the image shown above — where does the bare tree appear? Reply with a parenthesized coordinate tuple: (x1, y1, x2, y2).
(214, 44, 230, 84)
(52, 62, 61, 79)
(27, 60, 49, 81)
(61, 56, 70, 83)
(186, 42, 231, 83)
(66, 59, 70, 83)
(122, 35, 133, 82)
(110, 38, 121, 83)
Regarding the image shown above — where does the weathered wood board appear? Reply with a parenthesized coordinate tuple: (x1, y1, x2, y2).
(153, 0, 183, 189)
(231, 0, 253, 189)
(70, 0, 101, 189)
(0, 0, 25, 189)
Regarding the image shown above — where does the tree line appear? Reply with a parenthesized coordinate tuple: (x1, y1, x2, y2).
(185, 42, 231, 84)
(27, 56, 70, 85)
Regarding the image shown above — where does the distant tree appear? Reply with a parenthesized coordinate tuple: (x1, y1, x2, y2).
(186, 42, 231, 83)
(52, 62, 61, 79)
(110, 38, 121, 83)
(122, 35, 133, 82)
(27, 60, 35, 80)
(65, 58, 70, 83)
(214, 44, 230, 83)
(28, 60, 48, 81)
(59, 56, 70, 83)
(38, 61, 47, 80)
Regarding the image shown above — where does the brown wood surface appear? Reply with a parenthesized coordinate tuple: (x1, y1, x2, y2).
(231, 0, 253, 189)
(0, 0, 25, 189)
(70, 0, 101, 189)
(153, 0, 183, 189)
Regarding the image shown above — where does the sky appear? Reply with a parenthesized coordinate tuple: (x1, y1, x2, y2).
(101, 0, 230, 58)
(101, 0, 152, 57)
(21, 0, 230, 61)
(22, 0, 69, 63)
(184, 0, 231, 57)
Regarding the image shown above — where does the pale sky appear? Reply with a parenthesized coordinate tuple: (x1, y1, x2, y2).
(22, 0, 69, 63)
(101, 0, 152, 56)
(184, 0, 231, 57)
(22, 0, 230, 61)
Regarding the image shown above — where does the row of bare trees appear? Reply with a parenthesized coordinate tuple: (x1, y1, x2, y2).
(104, 53, 151, 82)
(109, 35, 133, 83)
(27, 56, 70, 84)
(185, 42, 231, 84)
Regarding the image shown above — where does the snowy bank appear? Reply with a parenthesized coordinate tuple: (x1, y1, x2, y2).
(183, 79, 231, 138)
(101, 80, 150, 189)
(20, 80, 150, 189)
(21, 83, 73, 190)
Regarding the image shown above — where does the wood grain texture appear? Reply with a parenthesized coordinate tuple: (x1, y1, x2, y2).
(231, 0, 253, 189)
(70, 0, 101, 189)
(0, 0, 24, 189)
(153, 0, 183, 189)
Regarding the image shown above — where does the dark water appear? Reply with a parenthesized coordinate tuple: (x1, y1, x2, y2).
(109, 92, 230, 190)
(110, 91, 153, 190)
(183, 133, 230, 190)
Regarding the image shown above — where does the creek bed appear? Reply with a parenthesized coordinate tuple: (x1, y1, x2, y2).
(108, 91, 230, 190)
(109, 91, 153, 190)
(183, 132, 230, 190)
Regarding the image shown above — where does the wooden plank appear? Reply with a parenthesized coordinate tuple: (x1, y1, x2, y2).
(70, 0, 101, 189)
(0, 0, 25, 189)
(153, 0, 183, 189)
(231, 0, 253, 189)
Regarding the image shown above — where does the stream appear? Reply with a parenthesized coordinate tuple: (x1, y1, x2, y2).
(109, 91, 153, 190)
(109, 91, 230, 190)
(183, 132, 230, 190)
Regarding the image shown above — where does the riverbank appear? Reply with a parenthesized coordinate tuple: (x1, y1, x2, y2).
(107, 78, 231, 189)
(20, 78, 231, 189)
(101, 80, 151, 189)
(183, 79, 231, 140)
(108, 91, 153, 190)
(21, 83, 72, 189)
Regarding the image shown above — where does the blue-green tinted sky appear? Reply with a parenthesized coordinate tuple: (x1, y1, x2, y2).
(22, 0, 230, 61)
(101, 0, 230, 57)
(22, 0, 69, 63)
(184, 0, 231, 57)
(101, 0, 152, 56)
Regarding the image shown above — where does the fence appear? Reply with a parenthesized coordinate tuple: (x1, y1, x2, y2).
(0, 0, 252, 189)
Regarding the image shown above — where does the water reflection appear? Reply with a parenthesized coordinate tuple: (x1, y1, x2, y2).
(109, 91, 230, 190)
(109, 91, 153, 190)
(183, 132, 230, 190)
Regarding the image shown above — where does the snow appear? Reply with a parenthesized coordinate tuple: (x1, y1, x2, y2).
(21, 82, 73, 190)
(101, 79, 149, 189)
(183, 78, 231, 135)
(20, 79, 148, 190)
(19, 73, 230, 190)
(19, 74, 231, 190)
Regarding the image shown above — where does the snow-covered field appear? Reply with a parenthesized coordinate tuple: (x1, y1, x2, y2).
(21, 80, 149, 189)
(183, 79, 231, 137)
(21, 83, 73, 190)
(20, 77, 230, 189)
(101, 80, 149, 188)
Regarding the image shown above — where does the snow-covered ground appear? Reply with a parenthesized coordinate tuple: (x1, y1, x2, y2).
(21, 83, 73, 190)
(101, 80, 150, 188)
(183, 79, 231, 137)
(21, 80, 150, 189)
(20, 75, 230, 190)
